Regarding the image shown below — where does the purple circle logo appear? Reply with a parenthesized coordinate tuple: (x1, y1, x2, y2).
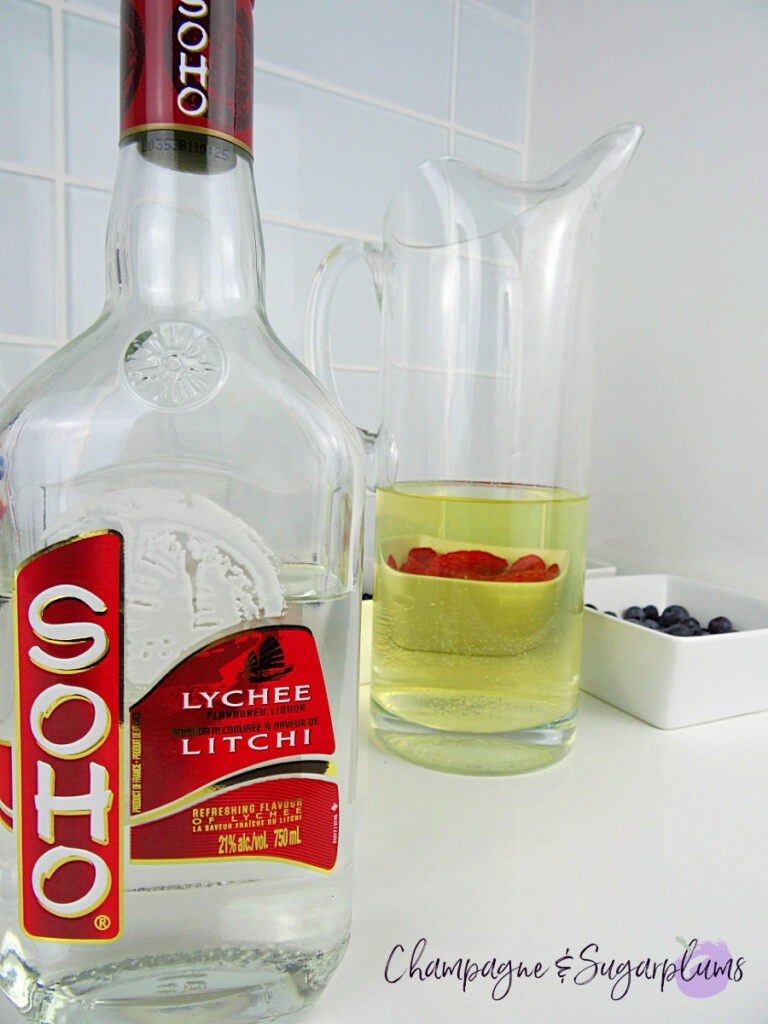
(675, 939, 732, 998)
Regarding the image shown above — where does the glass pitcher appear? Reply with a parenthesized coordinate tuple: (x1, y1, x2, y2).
(306, 124, 643, 775)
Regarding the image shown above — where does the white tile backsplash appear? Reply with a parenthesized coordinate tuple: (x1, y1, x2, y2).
(262, 223, 381, 374)
(455, 2, 529, 143)
(254, 0, 454, 120)
(0, 1, 54, 170)
(64, 0, 119, 15)
(64, 13, 119, 183)
(253, 72, 448, 237)
(453, 132, 522, 176)
(333, 367, 382, 437)
(261, 223, 345, 359)
(0, 342, 55, 401)
(66, 184, 111, 338)
(305, 242, 383, 373)
(0, 171, 57, 338)
(468, 0, 531, 21)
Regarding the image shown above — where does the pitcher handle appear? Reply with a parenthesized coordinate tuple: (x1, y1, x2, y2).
(304, 241, 393, 490)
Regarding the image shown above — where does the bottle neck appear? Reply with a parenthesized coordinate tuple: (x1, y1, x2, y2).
(105, 130, 266, 317)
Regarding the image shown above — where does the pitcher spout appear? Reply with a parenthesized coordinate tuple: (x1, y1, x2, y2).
(383, 124, 643, 250)
(539, 122, 644, 201)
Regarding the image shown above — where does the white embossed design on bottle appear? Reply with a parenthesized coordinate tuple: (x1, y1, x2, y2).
(123, 322, 226, 409)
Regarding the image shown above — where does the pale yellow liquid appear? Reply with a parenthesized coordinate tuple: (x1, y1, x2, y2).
(370, 482, 588, 775)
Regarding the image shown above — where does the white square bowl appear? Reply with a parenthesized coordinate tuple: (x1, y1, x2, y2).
(585, 558, 617, 578)
(581, 575, 768, 729)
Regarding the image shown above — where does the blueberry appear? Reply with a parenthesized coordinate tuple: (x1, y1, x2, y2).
(664, 621, 699, 637)
(660, 604, 689, 628)
(623, 605, 645, 622)
(681, 616, 705, 635)
(708, 616, 734, 634)
(604, 600, 738, 637)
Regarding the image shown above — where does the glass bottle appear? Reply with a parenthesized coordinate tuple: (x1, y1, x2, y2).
(0, 2, 364, 1021)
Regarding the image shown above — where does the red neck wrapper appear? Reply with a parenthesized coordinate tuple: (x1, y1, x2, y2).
(121, 0, 255, 155)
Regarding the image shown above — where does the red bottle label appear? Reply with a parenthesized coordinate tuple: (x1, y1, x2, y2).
(12, 527, 340, 948)
(129, 626, 340, 871)
(0, 741, 12, 832)
(121, 0, 254, 153)
(15, 533, 124, 943)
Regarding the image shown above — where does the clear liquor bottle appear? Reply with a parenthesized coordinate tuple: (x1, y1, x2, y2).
(0, 2, 364, 1021)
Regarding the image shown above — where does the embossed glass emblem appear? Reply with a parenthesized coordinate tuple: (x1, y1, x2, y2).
(123, 321, 225, 408)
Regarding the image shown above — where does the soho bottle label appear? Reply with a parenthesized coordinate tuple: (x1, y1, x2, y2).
(15, 532, 124, 942)
(13, 530, 341, 943)
(128, 626, 340, 871)
(121, 0, 255, 153)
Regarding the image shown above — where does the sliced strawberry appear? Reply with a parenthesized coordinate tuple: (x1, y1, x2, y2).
(497, 563, 559, 583)
(391, 546, 559, 582)
(400, 546, 438, 574)
(430, 549, 508, 579)
(508, 553, 546, 573)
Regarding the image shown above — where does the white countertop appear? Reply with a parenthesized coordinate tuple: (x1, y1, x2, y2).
(308, 602, 768, 1023)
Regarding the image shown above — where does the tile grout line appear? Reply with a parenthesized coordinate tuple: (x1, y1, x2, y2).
(448, 0, 461, 154)
(19, 0, 117, 25)
(51, 0, 69, 346)
(260, 214, 380, 245)
(328, 364, 378, 375)
(461, 0, 530, 27)
(59, 1, 117, 27)
(522, 0, 537, 178)
(0, 334, 59, 351)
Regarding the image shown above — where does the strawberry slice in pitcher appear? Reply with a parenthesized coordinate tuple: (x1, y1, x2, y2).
(508, 553, 546, 573)
(497, 562, 560, 583)
(431, 549, 509, 579)
(400, 546, 438, 574)
(387, 546, 559, 582)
